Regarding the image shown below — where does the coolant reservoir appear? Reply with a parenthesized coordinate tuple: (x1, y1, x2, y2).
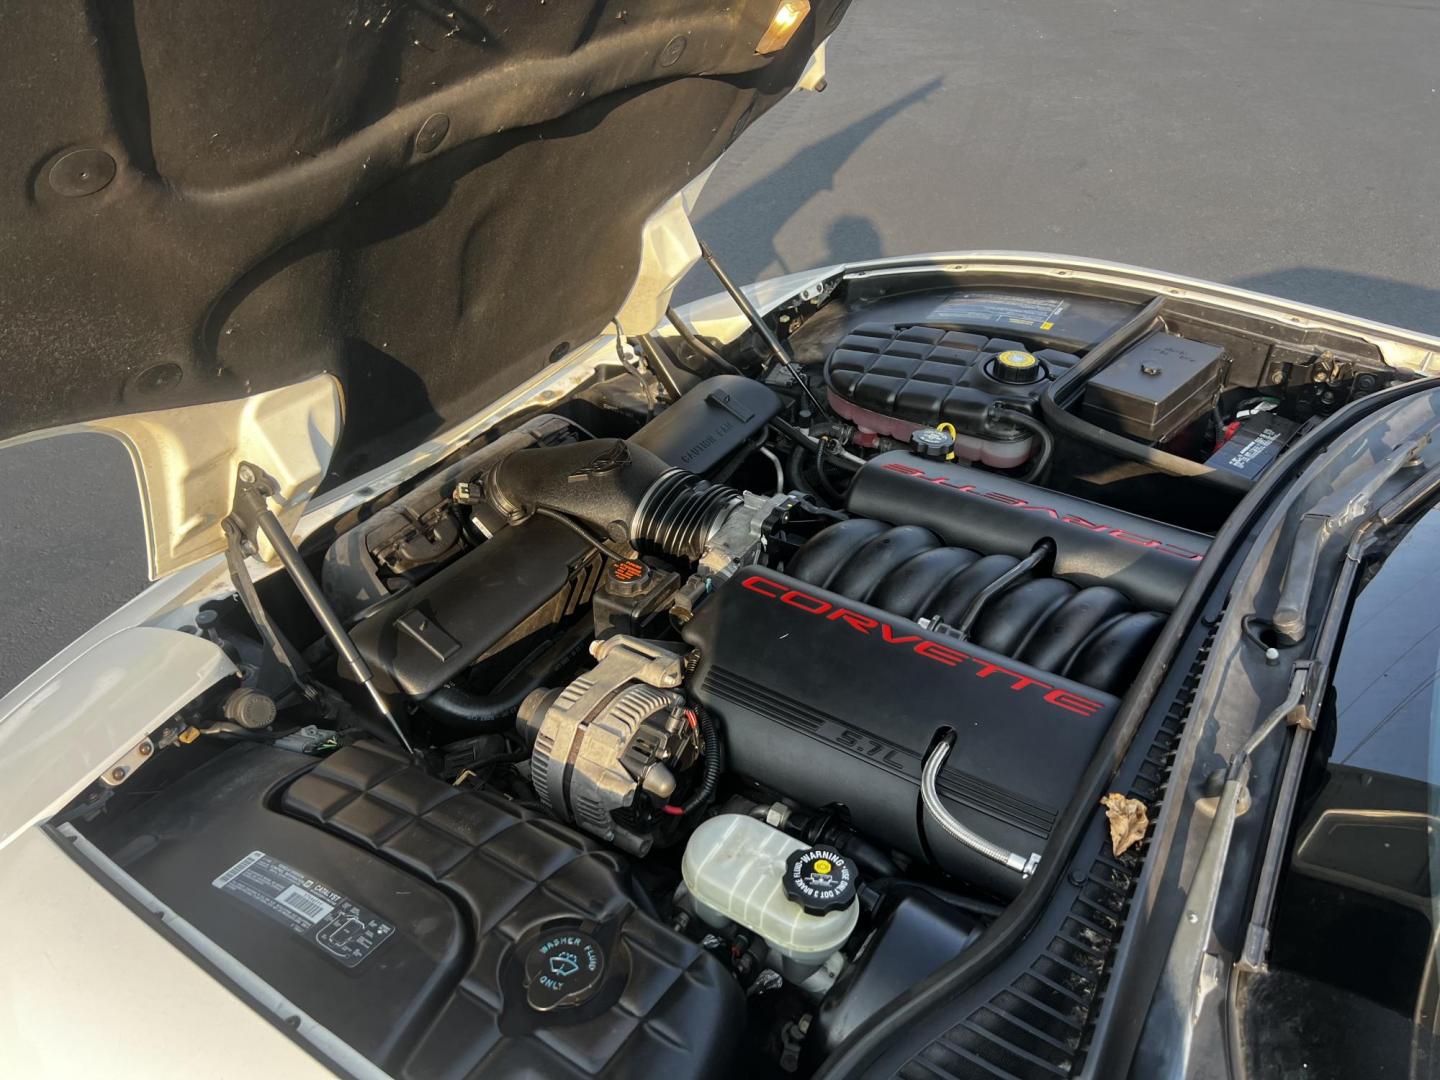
(682, 814, 859, 972)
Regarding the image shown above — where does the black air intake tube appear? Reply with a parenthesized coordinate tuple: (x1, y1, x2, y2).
(632, 470, 741, 559)
(485, 438, 739, 559)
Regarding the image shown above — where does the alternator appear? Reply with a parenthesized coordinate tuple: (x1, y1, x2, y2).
(518, 636, 694, 854)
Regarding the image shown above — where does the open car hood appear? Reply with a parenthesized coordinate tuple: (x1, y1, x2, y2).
(0, 0, 843, 576)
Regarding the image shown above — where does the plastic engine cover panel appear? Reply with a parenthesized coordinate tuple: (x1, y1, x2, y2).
(847, 451, 1209, 611)
(89, 742, 742, 1080)
(682, 570, 1118, 898)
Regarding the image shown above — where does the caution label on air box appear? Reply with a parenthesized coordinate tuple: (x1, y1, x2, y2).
(212, 850, 394, 968)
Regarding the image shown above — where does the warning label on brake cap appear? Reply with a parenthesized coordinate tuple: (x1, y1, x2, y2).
(212, 851, 394, 969)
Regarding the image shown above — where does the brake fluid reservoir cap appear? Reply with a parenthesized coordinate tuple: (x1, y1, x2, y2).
(524, 928, 605, 1011)
(993, 349, 1043, 384)
(782, 847, 859, 915)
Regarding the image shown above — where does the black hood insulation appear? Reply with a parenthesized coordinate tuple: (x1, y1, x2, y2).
(0, 0, 849, 484)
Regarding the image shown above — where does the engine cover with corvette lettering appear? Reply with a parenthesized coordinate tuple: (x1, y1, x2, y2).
(682, 569, 1118, 898)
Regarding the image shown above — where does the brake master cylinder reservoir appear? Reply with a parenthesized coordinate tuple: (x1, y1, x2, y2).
(682, 814, 859, 983)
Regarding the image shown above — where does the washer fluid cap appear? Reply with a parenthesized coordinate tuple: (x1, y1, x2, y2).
(524, 928, 605, 1011)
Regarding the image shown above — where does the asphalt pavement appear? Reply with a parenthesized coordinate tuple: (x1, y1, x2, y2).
(3, 0, 1438, 696)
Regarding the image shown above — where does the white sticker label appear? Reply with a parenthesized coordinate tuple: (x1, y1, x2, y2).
(212, 850, 393, 968)
(212, 850, 264, 889)
(275, 884, 335, 925)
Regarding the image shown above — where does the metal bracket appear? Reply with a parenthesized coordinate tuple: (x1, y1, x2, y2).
(225, 461, 278, 553)
(99, 737, 156, 787)
(588, 635, 687, 688)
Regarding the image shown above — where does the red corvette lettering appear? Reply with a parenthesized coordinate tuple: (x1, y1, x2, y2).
(982, 491, 1026, 507)
(1060, 514, 1108, 533)
(914, 640, 966, 666)
(1044, 689, 1105, 717)
(1109, 529, 1158, 549)
(883, 463, 926, 478)
(827, 608, 878, 632)
(1157, 542, 1203, 559)
(878, 624, 922, 645)
(780, 588, 830, 614)
(879, 462, 1204, 561)
(741, 574, 1107, 718)
(970, 660, 1051, 691)
(743, 575, 784, 598)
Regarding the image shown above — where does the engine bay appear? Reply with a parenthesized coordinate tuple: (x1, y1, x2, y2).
(59, 274, 1413, 1079)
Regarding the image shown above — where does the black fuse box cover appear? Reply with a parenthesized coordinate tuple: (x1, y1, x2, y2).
(1082, 332, 1226, 443)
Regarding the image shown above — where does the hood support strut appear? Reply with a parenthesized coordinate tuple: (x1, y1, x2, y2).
(224, 462, 413, 754)
(697, 240, 830, 419)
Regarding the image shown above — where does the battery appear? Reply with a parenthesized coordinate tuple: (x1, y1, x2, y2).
(1205, 411, 1300, 480)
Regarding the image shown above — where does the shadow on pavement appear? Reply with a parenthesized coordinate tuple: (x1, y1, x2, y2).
(692, 77, 944, 283)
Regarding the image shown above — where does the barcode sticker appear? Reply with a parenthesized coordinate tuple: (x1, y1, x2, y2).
(212, 851, 393, 968)
(275, 884, 335, 924)
(211, 851, 264, 889)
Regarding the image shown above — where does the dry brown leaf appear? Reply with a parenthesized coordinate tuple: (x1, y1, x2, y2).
(1100, 793, 1149, 857)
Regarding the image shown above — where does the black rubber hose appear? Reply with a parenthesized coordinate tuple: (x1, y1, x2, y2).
(826, 831, 900, 880)
(533, 506, 618, 558)
(770, 416, 863, 473)
(787, 442, 816, 496)
(421, 683, 535, 733)
(420, 623, 592, 732)
(485, 438, 741, 560)
(813, 437, 846, 502)
(680, 706, 723, 815)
